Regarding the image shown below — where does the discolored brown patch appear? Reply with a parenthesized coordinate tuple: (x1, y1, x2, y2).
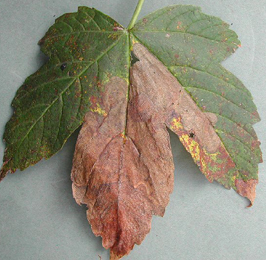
(132, 43, 222, 154)
(235, 179, 258, 206)
(71, 73, 174, 259)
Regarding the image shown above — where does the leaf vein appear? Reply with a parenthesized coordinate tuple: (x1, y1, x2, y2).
(169, 65, 251, 96)
(212, 113, 257, 139)
(216, 128, 259, 162)
(134, 30, 236, 45)
(185, 85, 255, 118)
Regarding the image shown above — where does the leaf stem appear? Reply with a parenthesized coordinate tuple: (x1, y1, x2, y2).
(127, 0, 145, 30)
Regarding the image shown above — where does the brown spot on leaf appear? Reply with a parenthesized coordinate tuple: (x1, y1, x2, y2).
(113, 26, 124, 31)
(142, 18, 148, 24)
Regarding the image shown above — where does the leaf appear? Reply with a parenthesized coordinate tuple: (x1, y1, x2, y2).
(0, 4, 262, 260)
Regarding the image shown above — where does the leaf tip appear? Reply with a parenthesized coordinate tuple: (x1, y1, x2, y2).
(110, 251, 122, 260)
(235, 179, 258, 206)
(38, 37, 45, 46)
(0, 159, 10, 182)
(0, 168, 7, 183)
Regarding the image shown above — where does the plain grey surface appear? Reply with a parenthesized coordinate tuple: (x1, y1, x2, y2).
(0, 0, 265, 259)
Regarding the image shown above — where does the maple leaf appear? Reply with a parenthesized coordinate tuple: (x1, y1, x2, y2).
(0, 2, 262, 260)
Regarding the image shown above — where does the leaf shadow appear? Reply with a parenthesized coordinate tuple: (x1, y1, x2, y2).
(168, 130, 203, 176)
(168, 130, 214, 193)
(35, 51, 49, 68)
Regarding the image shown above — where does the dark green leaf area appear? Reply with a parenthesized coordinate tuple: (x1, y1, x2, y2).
(132, 5, 240, 69)
(1, 7, 129, 176)
(42, 6, 121, 40)
(170, 66, 261, 181)
(39, 7, 128, 79)
(170, 66, 259, 124)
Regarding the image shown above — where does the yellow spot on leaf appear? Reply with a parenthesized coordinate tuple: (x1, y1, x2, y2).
(131, 38, 139, 47)
(180, 134, 201, 162)
(179, 132, 221, 178)
(171, 118, 183, 131)
(91, 103, 107, 117)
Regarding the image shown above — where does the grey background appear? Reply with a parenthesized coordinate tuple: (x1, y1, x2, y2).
(0, 0, 265, 259)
